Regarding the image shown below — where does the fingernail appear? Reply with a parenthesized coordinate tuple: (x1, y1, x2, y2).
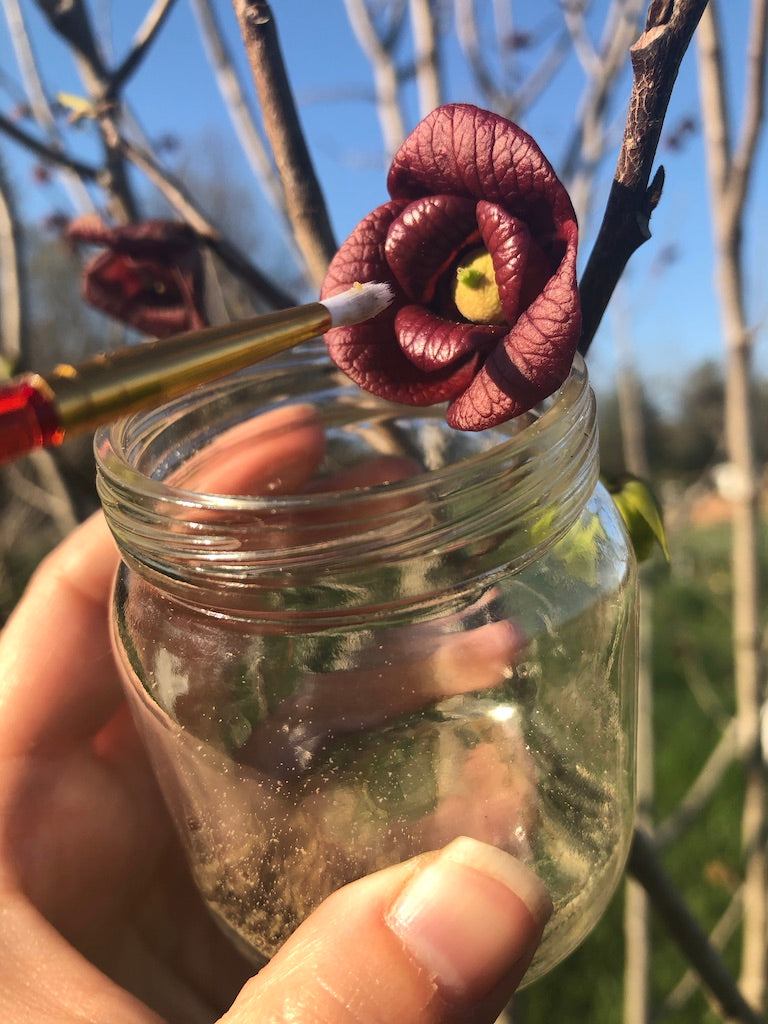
(386, 837, 552, 1002)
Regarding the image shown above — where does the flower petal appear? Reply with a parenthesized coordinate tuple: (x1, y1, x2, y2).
(388, 104, 576, 250)
(323, 201, 479, 406)
(475, 202, 530, 325)
(447, 220, 580, 430)
(396, 305, 504, 372)
(385, 195, 478, 303)
(69, 218, 208, 337)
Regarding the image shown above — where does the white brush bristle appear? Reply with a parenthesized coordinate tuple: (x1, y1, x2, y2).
(323, 282, 394, 328)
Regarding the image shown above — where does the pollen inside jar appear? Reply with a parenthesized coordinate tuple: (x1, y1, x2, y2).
(95, 341, 637, 986)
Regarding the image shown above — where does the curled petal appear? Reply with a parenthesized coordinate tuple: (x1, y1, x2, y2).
(475, 202, 531, 325)
(447, 220, 580, 430)
(68, 217, 208, 338)
(323, 201, 479, 406)
(385, 195, 478, 303)
(396, 305, 504, 372)
(68, 216, 199, 255)
(82, 252, 206, 337)
(388, 104, 576, 252)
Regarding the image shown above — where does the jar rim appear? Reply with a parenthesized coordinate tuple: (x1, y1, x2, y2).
(95, 345, 598, 597)
(95, 349, 591, 513)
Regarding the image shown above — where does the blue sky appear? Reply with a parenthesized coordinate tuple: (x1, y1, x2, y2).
(1, 1, 766, 400)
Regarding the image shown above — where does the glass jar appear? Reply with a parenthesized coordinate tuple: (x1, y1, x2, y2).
(95, 343, 637, 986)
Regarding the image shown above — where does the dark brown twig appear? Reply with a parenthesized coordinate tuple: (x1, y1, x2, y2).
(105, 0, 180, 101)
(33, 0, 138, 222)
(0, 111, 99, 180)
(578, 0, 709, 355)
(628, 826, 766, 1024)
(231, 0, 338, 289)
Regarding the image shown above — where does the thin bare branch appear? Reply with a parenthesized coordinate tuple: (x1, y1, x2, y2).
(231, 0, 337, 289)
(676, 639, 731, 728)
(106, 0, 180, 100)
(512, 32, 573, 123)
(188, 0, 307, 285)
(726, 0, 768, 222)
(628, 827, 766, 1024)
(455, 1, 571, 123)
(697, 1, 768, 1008)
(578, 0, 709, 356)
(696, 3, 731, 211)
(0, 111, 99, 180)
(117, 134, 296, 310)
(188, 0, 286, 219)
(0, 154, 24, 372)
(24, 454, 79, 533)
(408, 0, 442, 116)
(2, 0, 94, 211)
(455, 0, 503, 109)
(654, 718, 738, 848)
(344, 0, 407, 156)
(561, 0, 645, 226)
(33, 0, 108, 79)
(665, 886, 744, 1012)
(563, 0, 602, 77)
(33, 0, 139, 222)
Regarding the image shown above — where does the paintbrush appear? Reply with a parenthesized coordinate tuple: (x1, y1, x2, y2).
(0, 281, 393, 466)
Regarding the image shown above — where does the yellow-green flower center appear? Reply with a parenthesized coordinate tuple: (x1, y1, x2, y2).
(452, 248, 506, 325)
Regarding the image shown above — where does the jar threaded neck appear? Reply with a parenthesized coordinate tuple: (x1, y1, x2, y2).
(96, 348, 597, 605)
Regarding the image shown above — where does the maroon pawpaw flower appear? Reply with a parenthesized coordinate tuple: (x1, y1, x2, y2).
(67, 216, 208, 338)
(321, 103, 581, 430)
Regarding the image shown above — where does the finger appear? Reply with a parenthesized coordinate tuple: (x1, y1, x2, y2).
(243, 618, 521, 773)
(168, 404, 326, 495)
(0, 893, 164, 1024)
(218, 836, 551, 1024)
(0, 513, 122, 755)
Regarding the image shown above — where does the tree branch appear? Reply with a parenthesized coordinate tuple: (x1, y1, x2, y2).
(724, 0, 768, 228)
(0, 111, 99, 180)
(117, 135, 297, 310)
(188, 0, 308, 286)
(188, 0, 285, 219)
(231, 0, 337, 289)
(0, 153, 25, 373)
(697, 1, 768, 1009)
(33, 0, 108, 79)
(33, 0, 139, 222)
(578, 0, 709, 355)
(561, 0, 645, 227)
(408, 0, 443, 117)
(628, 826, 767, 1024)
(696, 3, 731, 208)
(654, 717, 738, 848)
(344, 0, 407, 157)
(664, 886, 744, 1013)
(106, 0, 180, 100)
(2, 0, 95, 212)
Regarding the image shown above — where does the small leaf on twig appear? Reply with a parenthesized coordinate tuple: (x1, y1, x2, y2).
(56, 91, 98, 123)
(604, 473, 670, 563)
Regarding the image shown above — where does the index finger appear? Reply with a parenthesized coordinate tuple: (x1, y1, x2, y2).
(0, 512, 121, 755)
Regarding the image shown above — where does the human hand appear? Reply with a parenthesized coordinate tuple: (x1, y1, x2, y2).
(0, 411, 551, 1024)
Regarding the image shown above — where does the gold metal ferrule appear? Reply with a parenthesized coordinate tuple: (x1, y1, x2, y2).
(47, 304, 332, 434)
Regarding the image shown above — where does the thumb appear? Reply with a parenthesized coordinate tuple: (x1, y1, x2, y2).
(218, 836, 551, 1024)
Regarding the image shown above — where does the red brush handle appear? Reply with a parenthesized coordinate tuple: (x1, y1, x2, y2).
(0, 376, 64, 465)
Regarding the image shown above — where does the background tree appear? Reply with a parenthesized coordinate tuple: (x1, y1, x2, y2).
(1, 2, 767, 1022)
